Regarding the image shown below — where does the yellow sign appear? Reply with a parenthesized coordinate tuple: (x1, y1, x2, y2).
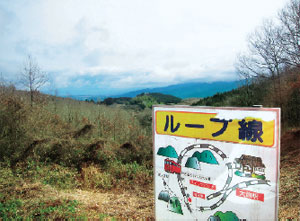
(155, 111, 275, 147)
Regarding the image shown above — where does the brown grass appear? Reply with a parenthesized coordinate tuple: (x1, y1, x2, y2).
(279, 129, 300, 219)
(7, 180, 154, 219)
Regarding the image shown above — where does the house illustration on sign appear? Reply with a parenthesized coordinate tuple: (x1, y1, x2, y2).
(234, 155, 266, 177)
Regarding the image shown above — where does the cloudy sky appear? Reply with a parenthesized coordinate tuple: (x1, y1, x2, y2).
(0, 0, 288, 96)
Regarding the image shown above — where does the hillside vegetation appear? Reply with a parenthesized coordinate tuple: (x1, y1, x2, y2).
(101, 92, 181, 109)
(0, 84, 155, 219)
(1, 73, 300, 219)
(192, 71, 300, 131)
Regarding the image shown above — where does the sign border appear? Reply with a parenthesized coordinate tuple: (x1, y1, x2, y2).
(152, 105, 280, 220)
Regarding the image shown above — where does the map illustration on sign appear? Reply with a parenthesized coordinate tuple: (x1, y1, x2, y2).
(154, 106, 280, 220)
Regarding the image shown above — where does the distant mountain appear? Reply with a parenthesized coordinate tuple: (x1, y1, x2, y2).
(116, 81, 242, 99)
(66, 95, 104, 101)
(65, 80, 243, 101)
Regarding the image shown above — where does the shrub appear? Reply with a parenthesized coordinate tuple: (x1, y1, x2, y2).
(0, 199, 23, 219)
(28, 199, 79, 219)
(0, 94, 29, 162)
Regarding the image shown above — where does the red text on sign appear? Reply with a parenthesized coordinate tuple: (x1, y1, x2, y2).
(193, 191, 205, 199)
(190, 180, 216, 190)
(236, 188, 264, 202)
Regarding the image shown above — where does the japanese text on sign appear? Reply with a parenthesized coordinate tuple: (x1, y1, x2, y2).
(156, 111, 275, 147)
(236, 188, 264, 202)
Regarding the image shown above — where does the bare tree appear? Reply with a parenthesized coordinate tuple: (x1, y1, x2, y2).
(278, 0, 300, 67)
(20, 55, 48, 106)
(235, 20, 286, 106)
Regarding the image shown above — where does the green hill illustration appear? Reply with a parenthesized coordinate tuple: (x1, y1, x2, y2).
(192, 150, 218, 164)
(185, 157, 200, 170)
(158, 190, 170, 202)
(168, 197, 183, 215)
(208, 211, 239, 221)
(157, 145, 178, 158)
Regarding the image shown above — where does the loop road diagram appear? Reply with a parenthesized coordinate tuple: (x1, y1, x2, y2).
(153, 105, 280, 221)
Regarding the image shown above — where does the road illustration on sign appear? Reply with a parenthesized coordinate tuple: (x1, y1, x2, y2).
(157, 143, 270, 217)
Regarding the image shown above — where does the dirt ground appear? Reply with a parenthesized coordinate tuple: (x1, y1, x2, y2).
(15, 182, 154, 219)
(60, 187, 155, 219)
(278, 129, 300, 219)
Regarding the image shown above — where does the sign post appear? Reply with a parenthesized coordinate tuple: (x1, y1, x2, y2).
(153, 106, 280, 220)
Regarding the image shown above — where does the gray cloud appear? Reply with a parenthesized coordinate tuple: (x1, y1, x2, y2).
(0, 0, 289, 94)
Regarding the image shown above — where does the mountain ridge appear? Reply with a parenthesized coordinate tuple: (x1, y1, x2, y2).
(67, 80, 242, 101)
(116, 81, 242, 99)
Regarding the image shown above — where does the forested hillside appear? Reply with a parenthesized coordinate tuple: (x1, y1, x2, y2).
(0, 84, 154, 219)
(101, 92, 181, 109)
(193, 0, 300, 129)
